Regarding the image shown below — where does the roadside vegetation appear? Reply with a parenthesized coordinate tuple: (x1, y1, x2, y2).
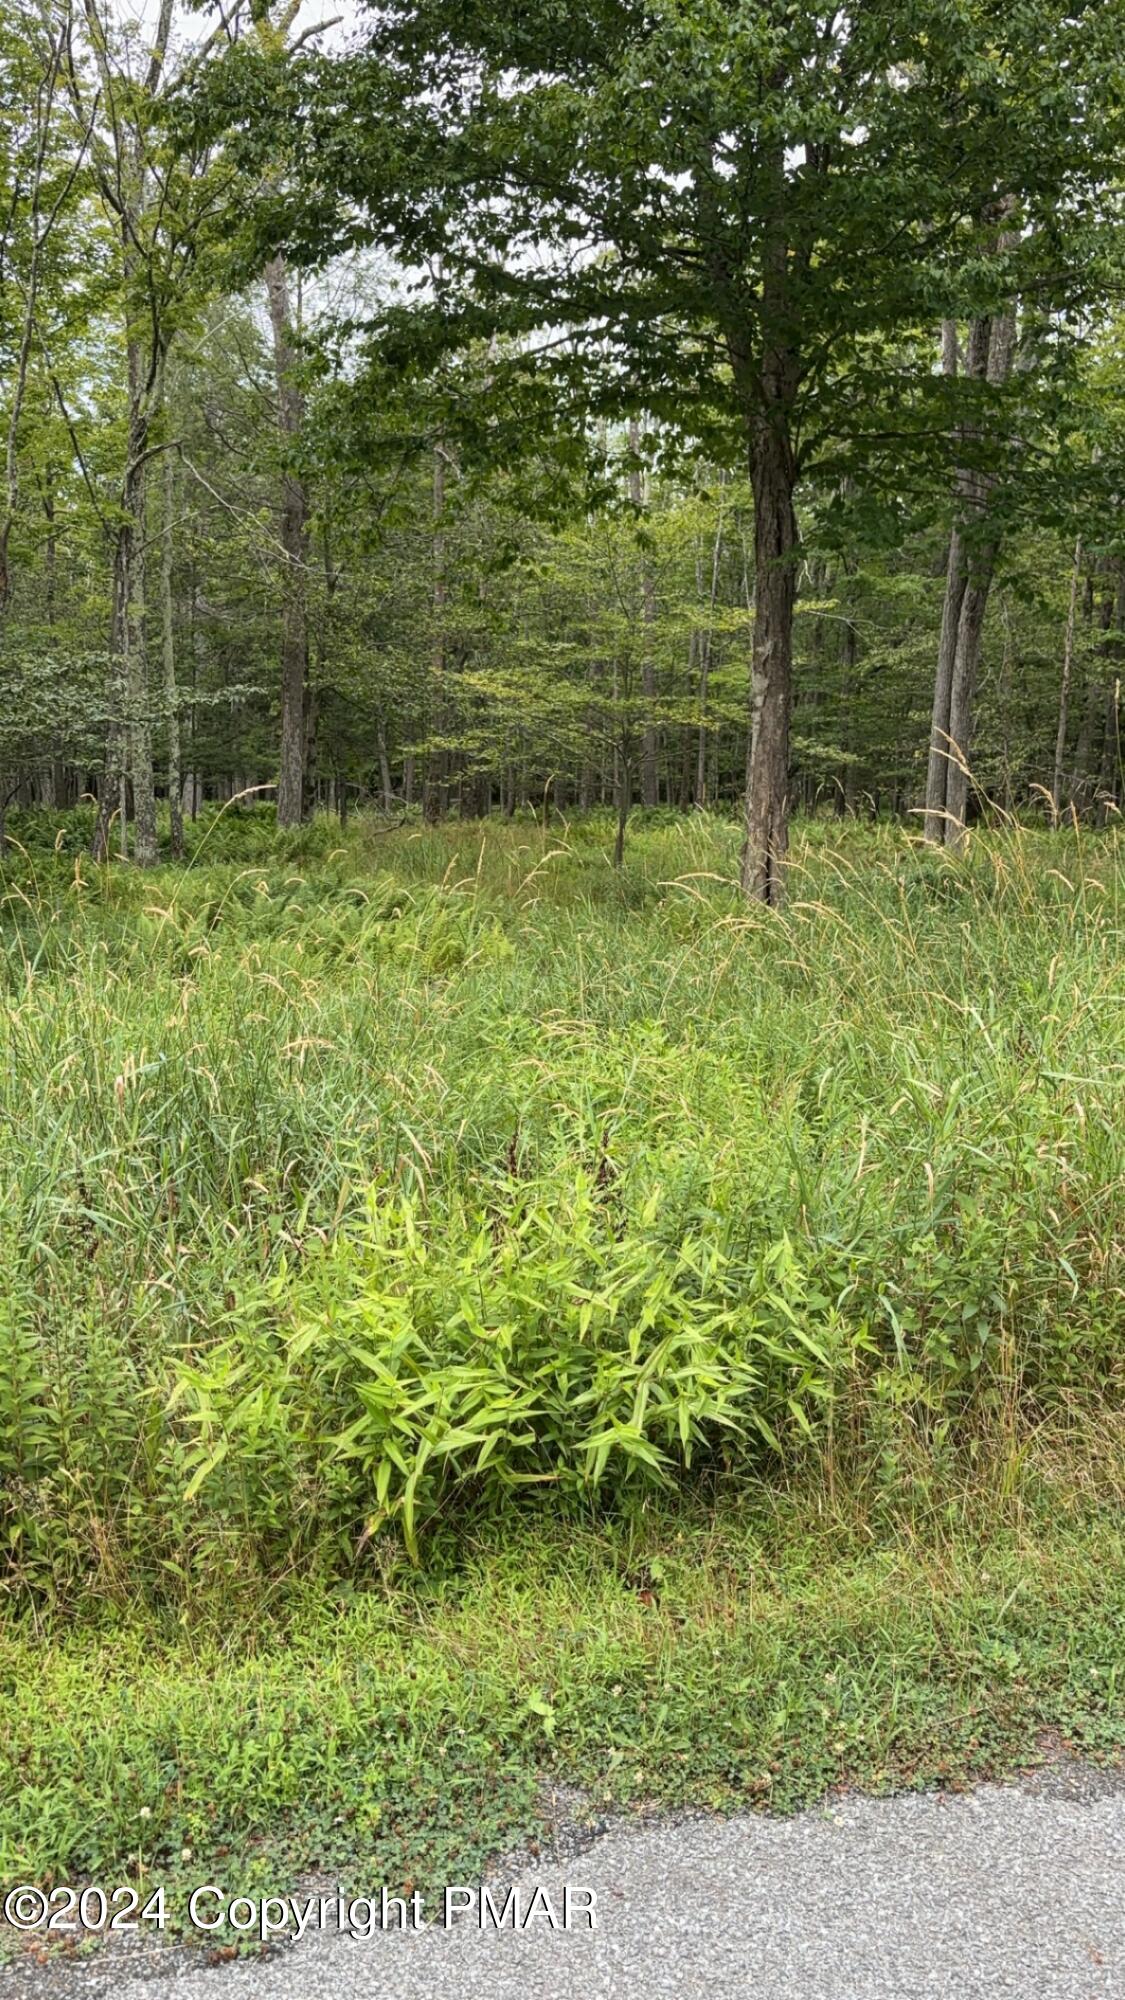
(4, 0, 1125, 1950)
(1, 809, 1123, 1904)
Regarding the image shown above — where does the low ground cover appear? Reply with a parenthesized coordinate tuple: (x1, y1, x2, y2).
(1, 810, 1122, 1903)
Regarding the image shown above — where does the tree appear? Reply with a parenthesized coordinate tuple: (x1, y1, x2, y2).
(77, 0, 181, 864)
(924, 284, 1019, 848)
(264, 251, 309, 824)
(232, 0, 1125, 898)
(3, 0, 1124, 865)
(0, 0, 107, 848)
(20, 0, 240, 863)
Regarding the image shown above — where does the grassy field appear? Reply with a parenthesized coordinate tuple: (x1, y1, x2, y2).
(1, 807, 1123, 1908)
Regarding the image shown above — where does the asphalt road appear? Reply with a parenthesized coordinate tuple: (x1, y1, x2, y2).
(4, 1763, 1123, 2000)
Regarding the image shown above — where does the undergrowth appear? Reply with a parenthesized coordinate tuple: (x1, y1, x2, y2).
(0, 807, 1122, 1606)
(1, 807, 1124, 1918)
(2, 1501, 1124, 1901)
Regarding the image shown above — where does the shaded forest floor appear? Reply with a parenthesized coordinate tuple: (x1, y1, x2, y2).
(1, 809, 1123, 1927)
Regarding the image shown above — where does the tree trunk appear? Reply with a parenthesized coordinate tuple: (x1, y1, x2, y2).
(695, 487, 726, 806)
(1097, 680, 1120, 823)
(160, 404, 184, 860)
(741, 406, 797, 904)
(265, 255, 308, 827)
(91, 500, 135, 865)
(734, 164, 799, 904)
(924, 523, 969, 842)
(119, 334, 159, 866)
(75, 0, 176, 865)
(91, 723, 121, 861)
(925, 275, 1017, 848)
(1053, 537, 1082, 817)
(614, 757, 630, 869)
(303, 682, 318, 817)
(629, 424, 658, 808)
(944, 553, 1001, 846)
(943, 312, 1018, 849)
(376, 716, 393, 811)
(924, 314, 982, 842)
(1069, 593, 1096, 809)
(424, 442, 448, 822)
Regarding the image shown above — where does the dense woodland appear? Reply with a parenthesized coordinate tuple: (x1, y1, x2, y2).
(1, 0, 1124, 896)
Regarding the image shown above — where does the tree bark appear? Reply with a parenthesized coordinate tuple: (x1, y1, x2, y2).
(1052, 537, 1082, 818)
(924, 521, 968, 842)
(423, 441, 449, 821)
(265, 254, 309, 827)
(924, 315, 983, 842)
(120, 337, 159, 866)
(628, 424, 658, 808)
(42, 470, 57, 627)
(91, 721, 122, 861)
(741, 404, 797, 903)
(376, 716, 393, 811)
(614, 755, 630, 869)
(80, 0, 174, 867)
(925, 296, 1017, 848)
(734, 159, 800, 905)
(0, 25, 65, 610)
(161, 411, 184, 859)
(942, 307, 1017, 849)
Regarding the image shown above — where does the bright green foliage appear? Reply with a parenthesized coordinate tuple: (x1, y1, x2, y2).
(3, 1512, 1124, 1897)
(175, 1195, 833, 1563)
(1, 813, 1123, 1596)
(4, 2, 1125, 858)
(234, 0, 1125, 466)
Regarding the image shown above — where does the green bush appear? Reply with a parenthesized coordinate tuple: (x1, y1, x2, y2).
(172, 1187, 835, 1562)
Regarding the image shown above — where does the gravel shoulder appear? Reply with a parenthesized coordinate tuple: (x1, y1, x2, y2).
(4, 1761, 1123, 2000)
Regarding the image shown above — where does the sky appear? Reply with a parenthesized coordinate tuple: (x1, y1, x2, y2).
(104, 0, 364, 66)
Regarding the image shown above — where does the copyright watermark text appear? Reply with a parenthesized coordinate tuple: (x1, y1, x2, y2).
(4, 1880, 597, 1940)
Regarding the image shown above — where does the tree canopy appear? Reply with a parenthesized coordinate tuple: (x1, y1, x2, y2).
(1, 0, 1124, 881)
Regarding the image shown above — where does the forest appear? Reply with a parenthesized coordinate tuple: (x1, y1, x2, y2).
(0, 0, 1123, 880)
(2, 0, 1125, 1976)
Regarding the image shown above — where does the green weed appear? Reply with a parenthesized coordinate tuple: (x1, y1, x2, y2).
(0, 810, 1122, 1602)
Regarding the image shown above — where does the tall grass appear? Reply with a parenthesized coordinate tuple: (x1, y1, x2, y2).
(1, 807, 1122, 1608)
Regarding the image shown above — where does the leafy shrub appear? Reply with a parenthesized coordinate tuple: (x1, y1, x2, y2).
(173, 1186, 835, 1561)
